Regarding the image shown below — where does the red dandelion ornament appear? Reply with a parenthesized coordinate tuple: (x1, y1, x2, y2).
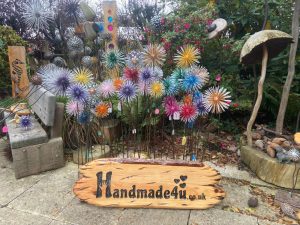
(124, 67, 139, 83)
(180, 104, 198, 123)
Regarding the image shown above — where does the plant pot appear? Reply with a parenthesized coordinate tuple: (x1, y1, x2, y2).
(99, 119, 120, 144)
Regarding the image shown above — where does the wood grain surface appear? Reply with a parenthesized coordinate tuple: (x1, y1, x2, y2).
(73, 158, 225, 209)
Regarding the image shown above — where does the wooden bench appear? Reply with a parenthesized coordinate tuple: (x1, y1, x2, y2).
(5, 85, 65, 178)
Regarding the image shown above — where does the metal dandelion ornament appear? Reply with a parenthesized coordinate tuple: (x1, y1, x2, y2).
(175, 45, 200, 68)
(22, 0, 53, 31)
(102, 49, 126, 70)
(118, 81, 137, 102)
(142, 44, 166, 68)
(203, 86, 231, 114)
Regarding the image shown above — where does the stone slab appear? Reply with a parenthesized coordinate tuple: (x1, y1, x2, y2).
(116, 208, 190, 225)
(49, 220, 78, 225)
(8, 163, 76, 218)
(258, 220, 282, 225)
(241, 146, 300, 189)
(0, 165, 45, 207)
(188, 208, 258, 225)
(0, 207, 52, 225)
(5, 113, 48, 149)
(217, 179, 277, 221)
(28, 84, 56, 126)
(55, 198, 123, 225)
(12, 137, 64, 179)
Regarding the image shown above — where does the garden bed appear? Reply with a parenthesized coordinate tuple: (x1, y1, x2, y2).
(241, 145, 300, 189)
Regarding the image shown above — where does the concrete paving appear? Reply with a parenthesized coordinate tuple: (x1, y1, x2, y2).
(0, 145, 294, 225)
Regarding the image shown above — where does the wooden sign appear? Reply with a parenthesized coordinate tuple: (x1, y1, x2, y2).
(8, 46, 29, 98)
(73, 159, 225, 209)
(103, 1, 118, 50)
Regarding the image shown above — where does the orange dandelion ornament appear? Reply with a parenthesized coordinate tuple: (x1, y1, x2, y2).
(95, 103, 109, 118)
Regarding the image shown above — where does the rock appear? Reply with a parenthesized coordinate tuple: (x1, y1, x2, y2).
(272, 137, 286, 145)
(255, 140, 264, 150)
(268, 142, 280, 149)
(252, 132, 262, 140)
(263, 136, 271, 143)
(267, 146, 276, 158)
(248, 197, 258, 208)
(274, 145, 284, 153)
(282, 141, 291, 148)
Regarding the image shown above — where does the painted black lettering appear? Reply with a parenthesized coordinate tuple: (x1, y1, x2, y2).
(179, 190, 186, 199)
(155, 186, 163, 198)
(148, 189, 155, 198)
(164, 190, 170, 199)
(171, 186, 178, 199)
(137, 189, 147, 198)
(129, 185, 136, 198)
(120, 189, 127, 198)
(113, 189, 120, 198)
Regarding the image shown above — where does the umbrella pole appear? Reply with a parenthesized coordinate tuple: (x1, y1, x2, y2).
(246, 44, 268, 146)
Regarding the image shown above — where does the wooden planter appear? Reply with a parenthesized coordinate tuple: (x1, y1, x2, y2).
(241, 145, 300, 189)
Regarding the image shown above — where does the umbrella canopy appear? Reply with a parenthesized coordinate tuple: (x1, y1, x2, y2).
(240, 30, 293, 65)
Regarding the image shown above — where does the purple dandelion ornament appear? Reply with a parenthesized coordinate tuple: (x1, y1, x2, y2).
(118, 81, 137, 102)
(67, 84, 89, 103)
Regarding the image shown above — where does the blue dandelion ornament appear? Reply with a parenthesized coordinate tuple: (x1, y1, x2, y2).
(78, 111, 90, 125)
(182, 73, 202, 92)
(20, 116, 32, 130)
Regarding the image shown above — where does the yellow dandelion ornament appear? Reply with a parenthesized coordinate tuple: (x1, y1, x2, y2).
(142, 44, 166, 68)
(73, 67, 93, 85)
(150, 81, 164, 98)
(175, 45, 200, 68)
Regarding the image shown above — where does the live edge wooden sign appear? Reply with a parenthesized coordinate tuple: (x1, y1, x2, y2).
(73, 158, 225, 209)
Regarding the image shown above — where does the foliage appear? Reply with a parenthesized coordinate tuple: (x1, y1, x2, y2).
(0, 26, 27, 95)
(145, 0, 299, 131)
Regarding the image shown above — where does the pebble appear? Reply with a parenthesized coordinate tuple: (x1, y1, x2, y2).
(255, 140, 264, 150)
(267, 146, 276, 158)
(248, 197, 258, 208)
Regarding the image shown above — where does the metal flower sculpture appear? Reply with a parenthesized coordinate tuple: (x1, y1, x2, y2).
(175, 45, 200, 68)
(38, 65, 74, 96)
(180, 104, 198, 123)
(189, 66, 210, 85)
(126, 51, 143, 69)
(95, 103, 110, 118)
(102, 50, 126, 70)
(66, 101, 84, 116)
(142, 44, 166, 68)
(150, 81, 164, 98)
(20, 116, 33, 130)
(73, 67, 93, 86)
(98, 80, 115, 99)
(67, 84, 89, 103)
(118, 81, 137, 102)
(67, 36, 84, 52)
(203, 86, 231, 114)
(22, 0, 53, 31)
